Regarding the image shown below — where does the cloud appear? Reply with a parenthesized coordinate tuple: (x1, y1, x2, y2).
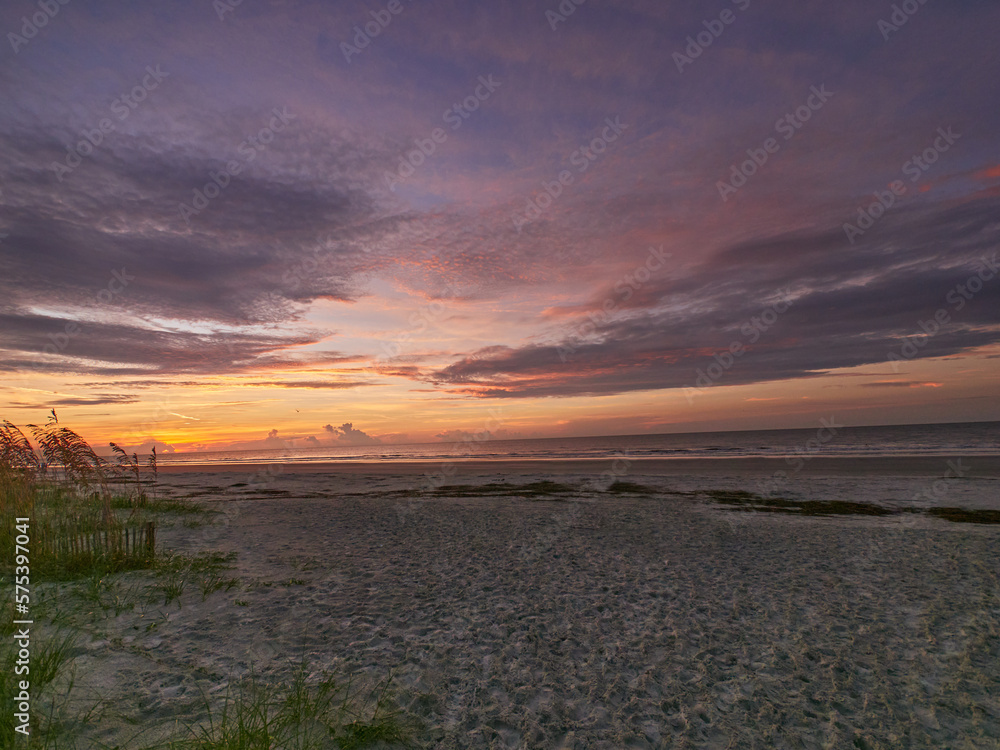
(130, 440, 176, 454)
(0, 92, 417, 378)
(247, 380, 373, 390)
(225, 428, 291, 451)
(0, 309, 343, 377)
(419, 196, 1000, 398)
(862, 381, 944, 389)
(322, 422, 380, 445)
(8, 394, 139, 408)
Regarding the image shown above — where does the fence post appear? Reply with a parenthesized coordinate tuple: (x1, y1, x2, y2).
(145, 522, 155, 557)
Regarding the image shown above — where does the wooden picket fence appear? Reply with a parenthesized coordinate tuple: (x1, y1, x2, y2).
(34, 519, 156, 563)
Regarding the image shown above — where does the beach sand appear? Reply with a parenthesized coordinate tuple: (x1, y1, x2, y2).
(54, 462, 1000, 748)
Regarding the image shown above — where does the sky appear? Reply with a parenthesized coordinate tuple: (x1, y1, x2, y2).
(1, 0, 998, 453)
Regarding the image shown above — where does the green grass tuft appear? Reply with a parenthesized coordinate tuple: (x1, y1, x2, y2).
(170, 662, 415, 750)
(32, 629, 80, 688)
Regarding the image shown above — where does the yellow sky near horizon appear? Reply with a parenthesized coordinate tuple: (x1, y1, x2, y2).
(3, 343, 997, 453)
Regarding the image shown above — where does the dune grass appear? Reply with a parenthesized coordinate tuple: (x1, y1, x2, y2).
(168, 662, 414, 750)
(0, 622, 87, 747)
(1, 413, 165, 582)
(31, 629, 80, 689)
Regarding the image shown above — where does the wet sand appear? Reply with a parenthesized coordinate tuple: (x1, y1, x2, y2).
(157, 454, 1000, 478)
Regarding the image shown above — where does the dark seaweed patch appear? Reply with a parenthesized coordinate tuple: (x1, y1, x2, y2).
(705, 490, 896, 517)
(926, 507, 1000, 524)
(606, 481, 656, 495)
(705, 490, 1000, 524)
(430, 481, 575, 498)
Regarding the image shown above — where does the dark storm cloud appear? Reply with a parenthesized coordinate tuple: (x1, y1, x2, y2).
(0, 99, 416, 373)
(425, 196, 1000, 398)
(0, 310, 332, 376)
(0, 116, 397, 316)
(245, 380, 374, 390)
(8, 394, 140, 408)
(861, 381, 941, 389)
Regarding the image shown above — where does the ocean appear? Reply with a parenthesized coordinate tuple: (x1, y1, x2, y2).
(157, 420, 999, 466)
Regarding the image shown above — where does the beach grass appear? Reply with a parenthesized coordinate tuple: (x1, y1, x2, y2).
(0, 619, 96, 749)
(31, 629, 80, 689)
(1, 416, 163, 582)
(168, 662, 414, 750)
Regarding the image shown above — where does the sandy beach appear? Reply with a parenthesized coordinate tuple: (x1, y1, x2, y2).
(42, 462, 999, 748)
